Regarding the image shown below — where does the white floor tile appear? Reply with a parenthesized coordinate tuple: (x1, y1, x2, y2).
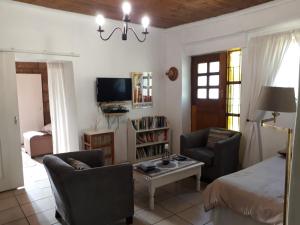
(26, 208, 57, 225)
(16, 188, 52, 205)
(21, 197, 55, 217)
(158, 196, 193, 214)
(135, 205, 173, 224)
(177, 204, 212, 225)
(154, 215, 191, 225)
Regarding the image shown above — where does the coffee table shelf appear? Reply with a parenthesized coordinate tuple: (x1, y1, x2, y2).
(134, 156, 204, 210)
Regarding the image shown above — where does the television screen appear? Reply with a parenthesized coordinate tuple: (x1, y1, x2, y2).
(96, 78, 132, 102)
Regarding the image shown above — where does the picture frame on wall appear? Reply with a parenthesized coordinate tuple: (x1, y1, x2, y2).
(131, 72, 153, 109)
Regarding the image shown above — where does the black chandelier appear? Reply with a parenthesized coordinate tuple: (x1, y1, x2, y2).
(96, 2, 150, 42)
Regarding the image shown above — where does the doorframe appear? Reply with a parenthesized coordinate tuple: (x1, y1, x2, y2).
(190, 52, 227, 131)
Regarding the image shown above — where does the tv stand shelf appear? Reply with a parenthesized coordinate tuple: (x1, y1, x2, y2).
(104, 112, 127, 129)
(127, 116, 171, 163)
(104, 112, 127, 116)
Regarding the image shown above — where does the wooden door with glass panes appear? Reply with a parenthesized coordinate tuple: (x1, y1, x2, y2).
(191, 52, 227, 131)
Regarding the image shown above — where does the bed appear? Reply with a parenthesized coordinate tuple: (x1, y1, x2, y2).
(203, 156, 285, 225)
(23, 124, 53, 158)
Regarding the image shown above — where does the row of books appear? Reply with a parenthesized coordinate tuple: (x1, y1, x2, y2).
(131, 116, 167, 130)
(136, 130, 167, 144)
(136, 144, 166, 160)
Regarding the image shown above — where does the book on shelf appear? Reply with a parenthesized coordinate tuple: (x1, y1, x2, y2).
(131, 116, 168, 130)
(136, 130, 168, 144)
(136, 144, 166, 160)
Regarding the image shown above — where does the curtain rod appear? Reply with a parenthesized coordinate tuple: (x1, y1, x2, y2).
(0, 48, 80, 57)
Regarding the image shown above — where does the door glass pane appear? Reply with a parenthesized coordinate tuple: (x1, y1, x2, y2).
(198, 63, 207, 74)
(227, 84, 241, 114)
(209, 88, 219, 99)
(142, 88, 148, 96)
(227, 116, 240, 131)
(228, 50, 242, 82)
(209, 75, 219, 86)
(229, 51, 241, 68)
(143, 77, 148, 86)
(209, 61, 219, 73)
(197, 88, 207, 99)
(198, 76, 207, 86)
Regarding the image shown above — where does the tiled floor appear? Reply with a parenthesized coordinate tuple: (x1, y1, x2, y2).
(0, 152, 213, 225)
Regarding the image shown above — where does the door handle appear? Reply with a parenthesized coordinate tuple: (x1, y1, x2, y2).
(14, 116, 18, 125)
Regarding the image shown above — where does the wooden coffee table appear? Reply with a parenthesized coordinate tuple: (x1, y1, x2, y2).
(133, 155, 204, 210)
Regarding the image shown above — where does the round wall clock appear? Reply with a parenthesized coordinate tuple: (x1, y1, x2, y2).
(166, 67, 179, 81)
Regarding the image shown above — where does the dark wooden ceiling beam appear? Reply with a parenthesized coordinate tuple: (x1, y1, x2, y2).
(13, 0, 274, 28)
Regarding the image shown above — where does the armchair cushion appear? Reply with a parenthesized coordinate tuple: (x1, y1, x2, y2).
(67, 158, 91, 170)
(206, 128, 233, 149)
(184, 147, 215, 167)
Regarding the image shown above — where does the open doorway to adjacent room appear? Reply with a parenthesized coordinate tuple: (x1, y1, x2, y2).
(15, 62, 53, 187)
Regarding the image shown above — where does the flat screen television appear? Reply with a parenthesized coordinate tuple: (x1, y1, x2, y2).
(96, 78, 132, 102)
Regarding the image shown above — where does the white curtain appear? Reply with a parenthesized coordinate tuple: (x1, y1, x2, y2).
(48, 62, 79, 154)
(288, 29, 300, 225)
(241, 32, 292, 168)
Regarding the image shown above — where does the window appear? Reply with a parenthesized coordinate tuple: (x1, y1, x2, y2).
(226, 49, 242, 131)
(197, 61, 220, 100)
(274, 39, 300, 99)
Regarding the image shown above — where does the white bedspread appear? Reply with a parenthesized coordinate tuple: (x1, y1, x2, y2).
(203, 156, 285, 225)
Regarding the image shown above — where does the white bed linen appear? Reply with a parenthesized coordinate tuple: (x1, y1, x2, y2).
(204, 156, 285, 225)
(213, 207, 268, 225)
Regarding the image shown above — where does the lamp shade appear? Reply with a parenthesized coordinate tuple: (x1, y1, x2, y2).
(256, 86, 296, 113)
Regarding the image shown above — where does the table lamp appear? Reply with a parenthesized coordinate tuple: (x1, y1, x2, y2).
(256, 86, 296, 225)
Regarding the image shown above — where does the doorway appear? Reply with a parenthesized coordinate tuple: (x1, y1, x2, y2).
(15, 62, 53, 188)
(16, 63, 53, 156)
(191, 52, 227, 131)
(0, 52, 79, 193)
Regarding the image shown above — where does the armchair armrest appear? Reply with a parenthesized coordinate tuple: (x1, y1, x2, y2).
(180, 129, 209, 153)
(212, 133, 241, 174)
(62, 163, 134, 224)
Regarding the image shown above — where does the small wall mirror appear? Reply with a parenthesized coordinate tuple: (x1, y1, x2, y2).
(131, 72, 153, 108)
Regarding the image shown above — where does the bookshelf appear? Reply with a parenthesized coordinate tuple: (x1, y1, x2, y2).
(83, 129, 114, 165)
(127, 116, 171, 163)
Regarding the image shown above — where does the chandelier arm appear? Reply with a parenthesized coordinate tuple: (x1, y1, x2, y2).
(128, 27, 147, 43)
(99, 27, 122, 41)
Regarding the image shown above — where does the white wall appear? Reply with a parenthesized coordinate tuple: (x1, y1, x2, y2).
(1, 0, 299, 162)
(16, 74, 44, 143)
(0, 0, 166, 162)
(163, 0, 300, 155)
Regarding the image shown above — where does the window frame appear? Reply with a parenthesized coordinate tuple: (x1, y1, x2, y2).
(226, 49, 242, 131)
(196, 61, 221, 100)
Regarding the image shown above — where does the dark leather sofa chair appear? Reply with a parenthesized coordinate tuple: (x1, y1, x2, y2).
(180, 128, 241, 182)
(43, 150, 134, 225)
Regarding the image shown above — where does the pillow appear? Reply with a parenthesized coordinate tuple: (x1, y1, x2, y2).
(67, 158, 91, 170)
(42, 124, 52, 134)
(206, 128, 233, 149)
